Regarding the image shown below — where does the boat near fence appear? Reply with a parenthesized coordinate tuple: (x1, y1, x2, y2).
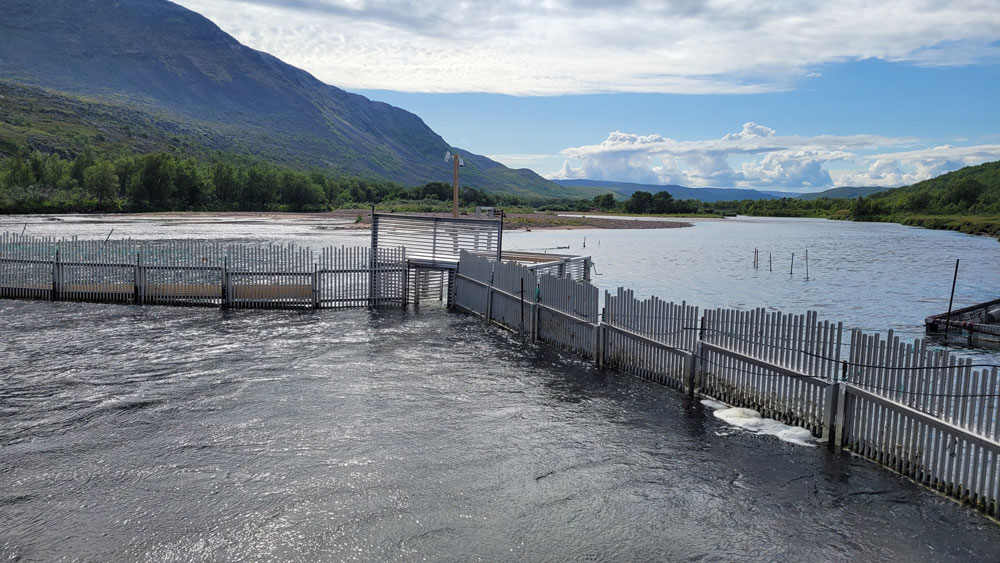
(926, 298, 1000, 346)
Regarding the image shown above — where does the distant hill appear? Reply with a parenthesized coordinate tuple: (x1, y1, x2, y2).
(553, 179, 780, 202)
(872, 160, 1000, 203)
(0, 0, 562, 197)
(796, 186, 891, 200)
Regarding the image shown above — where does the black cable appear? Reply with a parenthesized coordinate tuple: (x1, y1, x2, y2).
(697, 354, 833, 380)
(699, 356, 1000, 398)
(843, 380, 1000, 399)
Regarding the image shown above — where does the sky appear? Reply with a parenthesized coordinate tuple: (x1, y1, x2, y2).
(174, 0, 1000, 192)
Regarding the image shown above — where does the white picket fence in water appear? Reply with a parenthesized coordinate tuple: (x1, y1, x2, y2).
(841, 329, 1000, 512)
(700, 308, 844, 437)
(453, 251, 1000, 518)
(0, 233, 406, 309)
(604, 288, 699, 390)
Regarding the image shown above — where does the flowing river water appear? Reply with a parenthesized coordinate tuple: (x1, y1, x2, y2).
(2, 214, 999, 561)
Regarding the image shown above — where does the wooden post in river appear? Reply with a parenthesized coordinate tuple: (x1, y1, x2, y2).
(944, 258, 960, 338)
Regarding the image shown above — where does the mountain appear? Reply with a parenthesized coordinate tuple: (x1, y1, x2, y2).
(795, 186, 891, 200)
(553, 179, 781, 202)
(553, 180, 896, 202)
(0, 0, 560, 196)
(872, 160, 1000, 202)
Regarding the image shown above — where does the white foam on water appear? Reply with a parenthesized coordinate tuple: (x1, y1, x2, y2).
(699, 399, 728, 411)
(700, 400, 815, 448)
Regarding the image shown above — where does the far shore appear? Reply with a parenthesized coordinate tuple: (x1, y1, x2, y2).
(1, 210, 695, 231)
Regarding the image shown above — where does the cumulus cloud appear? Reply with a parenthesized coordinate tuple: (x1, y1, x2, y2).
(172, 0, 1000, 94)
(723, 122, 776, 141)
(554, 123, 1000, 189)
(740, 150, 849, 188)
(833, 144, 1000, 186)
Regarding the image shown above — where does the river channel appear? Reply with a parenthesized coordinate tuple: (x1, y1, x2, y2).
(2, 214, 999, 561)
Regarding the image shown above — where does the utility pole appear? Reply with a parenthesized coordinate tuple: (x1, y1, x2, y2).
(445, 151, 464, 218)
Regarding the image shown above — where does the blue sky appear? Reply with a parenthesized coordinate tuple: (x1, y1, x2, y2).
(176, 0, 1000, 191)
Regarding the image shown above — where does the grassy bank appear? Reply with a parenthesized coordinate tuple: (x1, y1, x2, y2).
(896, 214, 1000, 239)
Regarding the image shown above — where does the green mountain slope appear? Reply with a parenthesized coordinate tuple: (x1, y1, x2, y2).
(553, 179, 779, 202)
(796, 186, 891, 200)
(870, 160, 1000, 208)
(0, 0, 559, 195)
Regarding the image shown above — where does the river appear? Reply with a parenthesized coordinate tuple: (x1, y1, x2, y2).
(2, 214, 999, 561)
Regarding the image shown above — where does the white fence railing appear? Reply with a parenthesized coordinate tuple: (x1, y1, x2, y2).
(1, 233, 406, 309)
(453, 252, 1000, 519)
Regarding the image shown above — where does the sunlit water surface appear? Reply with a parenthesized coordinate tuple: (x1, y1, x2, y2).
(2, 215, 999, 561)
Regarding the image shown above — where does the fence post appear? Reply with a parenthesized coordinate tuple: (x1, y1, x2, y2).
(592, 319, 601, 366)
(403, 262, 410, 308)
(685, 351, 698, 398)
(529, 280, 538, 341)
(823, 381, 840, 446)
(697, 314, 708, 388)
(309, 262, 319, 309)
(531, 296, 539, 341)
(133, 252, 140, 305)
(520, 277, 525, 337)
(51, 249, 60, 301)
(222, 256, 230, 309)
(485, 274, 494, 324)
(831, 362, 849, 448)
(369, 216, 378, 308)
(595, 322, 603, 367)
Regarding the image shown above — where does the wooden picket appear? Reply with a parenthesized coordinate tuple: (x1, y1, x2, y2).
(840, 384, 1000, 518)
(0, 233, 405, 310)
(698, 308, 842, 435)
(454, 250, 494, 316)
(847, 329, 1000, 438)
(489, 259, 536, 335)
(603, 288, 699, 390)
(537, 274, 598, 358)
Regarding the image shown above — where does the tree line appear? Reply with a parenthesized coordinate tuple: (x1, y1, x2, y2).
(710, 169, 1000, 220)
(0, 146, 526, 213)
(3, 142, 997, 235)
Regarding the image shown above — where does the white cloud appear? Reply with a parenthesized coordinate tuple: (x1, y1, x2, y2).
(172, 0, 1000, 94)
(740, 150, 849, 188)
(834, 144, 1000, 186)
(723, 122, 776, 141)
(484, 153, 554, 165)
(555, 124, 1000, 189)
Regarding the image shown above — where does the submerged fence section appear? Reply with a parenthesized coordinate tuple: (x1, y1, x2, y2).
(453, 252, 1000, 519)
(0, 233, 405, 309)
(604, 288, 699, 390)
(839, 329, 1000, 514)
(700, 308, 843, 437)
